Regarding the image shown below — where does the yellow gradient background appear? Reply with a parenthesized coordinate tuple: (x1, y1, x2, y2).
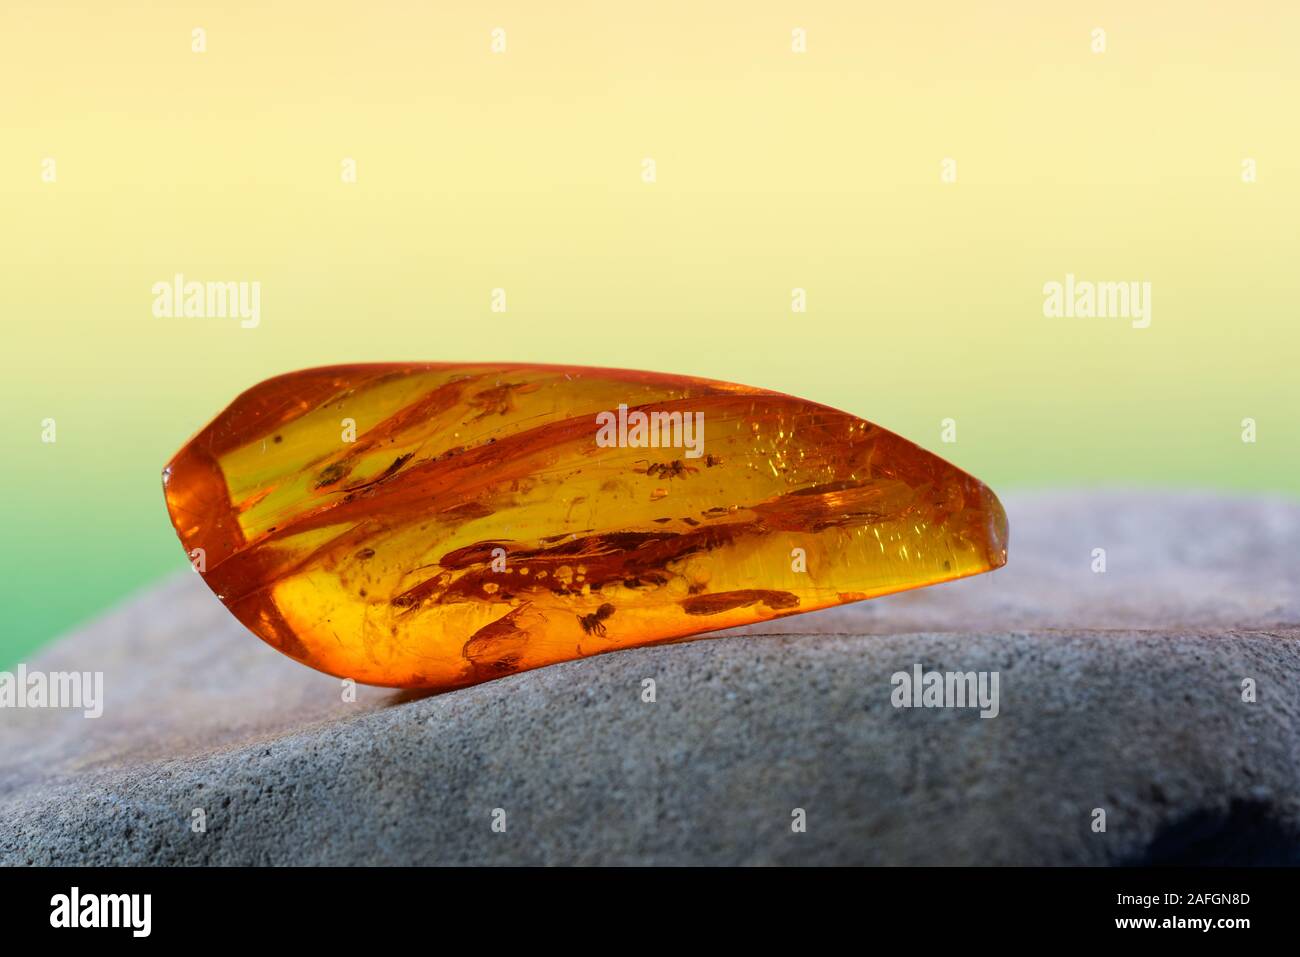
(1, 1, 1297, 662)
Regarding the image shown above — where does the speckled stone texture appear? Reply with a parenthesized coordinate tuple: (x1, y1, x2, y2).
(1, 491, 1297, 865)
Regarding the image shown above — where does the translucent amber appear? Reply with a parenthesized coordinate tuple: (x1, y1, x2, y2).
(163, 364, 1008, 689)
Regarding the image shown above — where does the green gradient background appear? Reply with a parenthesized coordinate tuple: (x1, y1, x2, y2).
(2, 2, 1297, 666)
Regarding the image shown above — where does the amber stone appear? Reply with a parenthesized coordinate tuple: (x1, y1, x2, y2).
(163, 364, 1008, 690)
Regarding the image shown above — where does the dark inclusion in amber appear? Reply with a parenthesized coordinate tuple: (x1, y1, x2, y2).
(163, 364, 1008, 690)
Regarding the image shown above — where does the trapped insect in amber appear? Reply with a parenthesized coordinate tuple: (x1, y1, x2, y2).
(163, 363, 1008, 690)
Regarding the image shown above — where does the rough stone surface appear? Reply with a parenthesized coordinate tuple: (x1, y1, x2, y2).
(1, 491, 1297, 865)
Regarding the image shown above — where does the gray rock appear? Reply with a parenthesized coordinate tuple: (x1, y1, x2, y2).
(1, 490, 1297, 865)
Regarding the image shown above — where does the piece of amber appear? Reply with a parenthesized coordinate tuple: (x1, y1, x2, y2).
(163, 364, 1008, 690)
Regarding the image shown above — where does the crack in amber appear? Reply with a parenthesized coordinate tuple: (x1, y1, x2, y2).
(163, 363, 1008, 690)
